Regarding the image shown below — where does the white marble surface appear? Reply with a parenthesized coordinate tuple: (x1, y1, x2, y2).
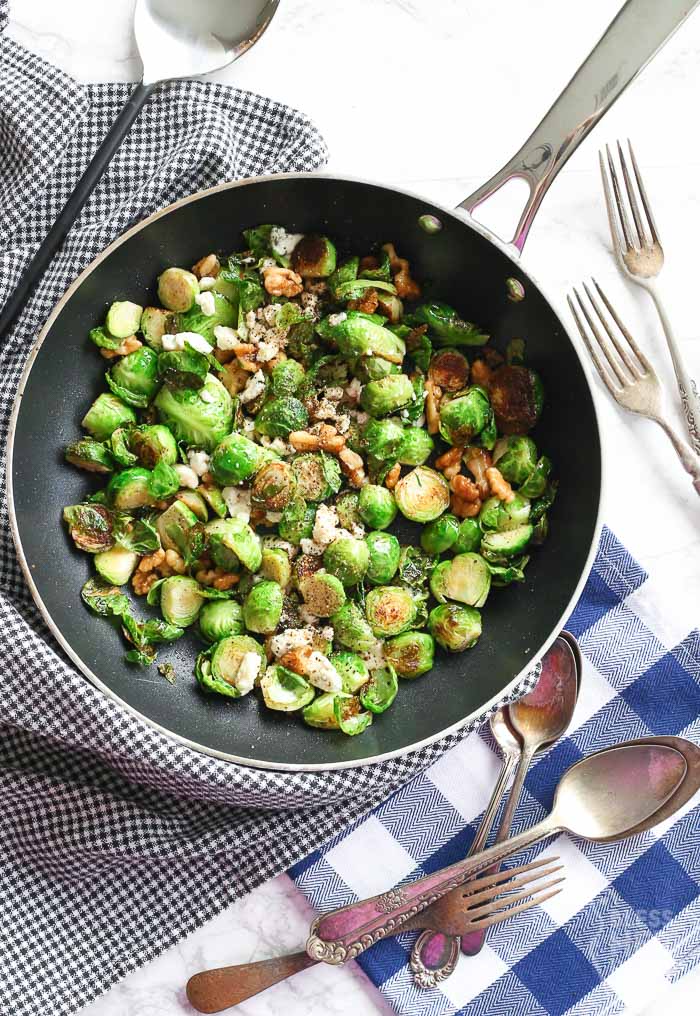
(6, 0, 700, 1013)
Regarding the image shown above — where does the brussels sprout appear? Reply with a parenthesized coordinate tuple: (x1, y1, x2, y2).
(333, 694, 373, 735)
(453, 517, 481, 554)
(81, 576, 129, 617)
(530, 481, 558, 523)
(63, 503, 114, 553)
(394, 466, 450, 522)
(488, 492, 531, 532)
(492, 435, 538, 485)
(278, 498, 315, 545)
(299, 572, 346, 617)
(107, 467, 154, 509)
(430, 553, 491, 608)
(413, 302, 489, 346)
(155, 373, 233, 451)
(175, 489, 209, 522)
(260, 547, 292, 587)
(112, 514, 160, 554)
(488, 556, 529, 585)
(439, 387, 491, 445)
(286, 319, 319, 367)
(293, 552, 324, 589)
(489, 364, 544, 434)
(261, 664, 316, 711)
(243, 580, 284, 634)
(365, 586, 416, 636)
(82, 393, 136, 441)
(481, 524, 533, 559)
(397, 429, 434, 466)
(428, 603, 482, 651)
(196, 635, 266, 698)
(210, 431, 260, 485)
(519, 456, 552, 498)
(290, 453, 341, 502)
(358, 484, 397, 530)
(157, 499, 198, 553)
(328, 257, 360, 300)
(107, 346, 160, 405)
(108, 427, 138, 467)
(361, 417, 404, 461)
(476, 407, 498, 451)
(140, 307, 175, 350)
(158, 347, 210, 390)
(302, 691, 346, 729)
(356, 355, 401, 383)
(129, 424, 178, 468)
(177, 292, 237, 345)
(291, 235, 337, 278)
(105, 300, 143, 338)
(323, 537, 369, 586)
(316, 312, 406, 365)
(252, 461, 297, 511)
(421, 514, 460, 554)
(360, 664, 399, 712)
(335, 490, 361, 531)
(198, 600, 244, 644)
(159, 575, 204, 626)
(397, 546, 434, 590)
(384, 633, 434, 678)
(376, 293, 404, 324)
(199, 484, 228, 519)
(65, 438, 114, 473)
(255, 396, 309, 438)
(147, 460, 180, 500)
(157, 267, 199, 312)
(94, 545, 138, 586)
(206, 518, 261, 572)
(271, 359, 305, 396)
(89, 326, 124, 353)
(365, 531, 401, 585)
(329, 651, 371, 693)
(331, 601, 376, 652)
(360, 374, 414, 418)
(428, 348, 470, 391)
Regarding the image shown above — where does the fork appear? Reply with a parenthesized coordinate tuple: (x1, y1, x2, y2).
(600, 140, 700, 454)
(568, 280, 700, 496)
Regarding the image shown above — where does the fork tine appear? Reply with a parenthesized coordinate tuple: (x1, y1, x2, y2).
(591, 278, 652, 375)
(617, 140, 647, 249)
(599, 150, 626, 256)
(627, 139, 661, 245)
(467, 888, 564, 931)
(459, 864, 564, 908)
(606, 143, 636, 251)
(572, 287, 629, 388)
(582, 280, 643, 381)
(464, 875, 566, 918)
(568, 292, 622, 394)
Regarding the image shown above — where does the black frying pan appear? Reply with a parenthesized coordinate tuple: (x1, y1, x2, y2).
(6, 1, 696, 769)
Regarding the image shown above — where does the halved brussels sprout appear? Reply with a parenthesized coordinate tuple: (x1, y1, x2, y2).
(492, 435, 538, 485)
(147, 460, 180, 500)
(519, 456, 552, 498)
(488, 492, 531, 532)
(290, 453, 342, 502)
(155, 373, 233, 451)
(94, 545, 138, 586)
(398, 546, 434, 589)
(335, 490, 361, 531)
(293, 552, 323, 589)
(278, 498, 315, 545)
(357, 355, 401, 383)
(299, 572, 346, 617)
(199, 484, 228, 519)
(141, 306, 175, 350)
(360, 374, 414, 418)
(107, 346, 160, 404)
(271, 359, 305, 396)
(394, 466, 450, 522)
(489, 364, 544, 434)
(365, 531, 401, 585)
(303, 691, 346, 729)
(323, 537, 369, 586)
(316, 312, 406, 365)
(103, 300, 142, 339)
(333, 694, 373, 735)
(198, 600, 244, 643)
(481, 524, 533, 559)
(109, 427, 138, 467)
(428, 603, 482, 651)
(397, 429, 434, 466)
(107, 467, 154, 509)
(130, 424, 178, 468)
(158, 347, 210, 390)
(383, 633, 434, 678)
(360, 664, 399, 712)
(210, 431, 261, 485)
(260, 547, 292, 587)
(452, 517, 481, 554)
(159, 575, 204, 626)
(243, 580, 284, 634)
(81, 576, 129, 617)
(82, 393, 136, 441)
(157, 499, 198, 553)
(430, 553, 491, 608)
(65, 438, 114, 474)
(63, 504, 114, 553)
(157, 266, 199, 312)
(331, 601, 376, 652)
(376, 292, 403, 324)
(197, 635, 266, 698)
(329, 651, 371, 693)
(428, 348, 470, 391)
(421, 514, 460, 555)
(361, 417, 404, 461)
(439, 387, 491, 446)
(175, 489, 209, 522)
(530, 482, 558, 523)
(291, 235, 337, 278)
(413, 302, 488, 346)
(358, 484, 397, 530)
(365, 586, 417, 637)
(206, 518, 261, 572)
(261, 665, 315, 711)
(252, 461, 297, 511)
(479, 496, 503, 531)
(255, 396, 309, 438)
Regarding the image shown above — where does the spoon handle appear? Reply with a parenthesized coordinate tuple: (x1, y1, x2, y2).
(186, 951, 318, 1013)
(0, 81, 155, 343)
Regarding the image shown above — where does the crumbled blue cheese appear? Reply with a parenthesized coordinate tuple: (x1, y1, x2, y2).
(239, 370, 266, 404)
(222, 486, 252, 522)
(161, 331, 212, 355)
(305, 652, 343, 693)
(187, 450, 211, 477)
(361, 641, 386, 672)
(199, 276, 217, 291)
(270, 628, 314, 658)
(328, 312, 347, 327)
(262, 536, 299, 559)
(270, 226, 304, 257)
(214, 325, 238, 350)
(256, 339, 279, 362)
(299, 604, 321, 625)
(312, 504, 340, 547)
(234, 652, 261, 696)
(174, 464, 199, 489)
(300, 538, 325, 556)
(195, 291, 216, 316)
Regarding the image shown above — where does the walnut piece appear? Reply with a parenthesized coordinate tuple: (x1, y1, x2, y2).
(338, 447, 366, 488)
(384, 463, 401, 490)
(192, 253, 220, 279)
(262, 266, 303, 297)
(382, 242, 421, 301)
(451, 493, 481, 518)
(465, 446, 493, 498)
(349, 288, 379, 314)
(450, 474, 480, 501)
(195, 566, 239, 590)
(289, 430, 321, 451)
(131, 548, 186, 595)
(425, 378, 442, 435)
(100, 335, 142, 360)
(486, 466, 515, 503)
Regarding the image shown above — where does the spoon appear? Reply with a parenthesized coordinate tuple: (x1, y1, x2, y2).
(0, 0, 280, 340)
(307, 741, 689, 962)
(411, 633, 581, 983)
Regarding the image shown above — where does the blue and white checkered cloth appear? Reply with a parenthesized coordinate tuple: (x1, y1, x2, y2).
(290, 527, 700, 1016)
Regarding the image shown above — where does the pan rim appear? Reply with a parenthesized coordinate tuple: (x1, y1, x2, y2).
(6, 171, 605, 772)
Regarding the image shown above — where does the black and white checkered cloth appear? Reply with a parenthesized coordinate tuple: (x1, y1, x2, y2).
(0, 9, 537, 1014)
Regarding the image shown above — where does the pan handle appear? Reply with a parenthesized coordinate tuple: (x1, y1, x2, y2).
(458, 0, 699, 253)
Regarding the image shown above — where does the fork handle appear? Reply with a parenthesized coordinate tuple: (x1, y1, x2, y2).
(655, 418, 700, 496)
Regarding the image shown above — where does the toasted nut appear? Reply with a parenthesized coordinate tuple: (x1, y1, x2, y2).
(137, 549, 165, 573)
(425, 378, 442, 435)
(219, 362, 251, 394)
(290, 430, 321, 451)
(318, 423, 346, 453)
(435, 446, 463, 471)
(359, 255, 380, 272)
(262, 265, 303, 297)
(238, 357, 259, 373)
(470, 359, 492, 388)
(213, 572, 240, 591)
(192, 253, 220, 279)
(451, 474, 480, 501)
(196, 566, 239, 589)
(451, 494, 481, 518)
(384, 463, 401, 490)
(164, 549, 187, 574)
(486, 466, 515, 503)
(382, 242, 421, 300)
(279, 645, 313, 676)
(132, 571, 159, 595)
(214, 347, 237, 365)
(100, 335, 142, 359)
(465, 446, 493, 498)
(349, 288, 379, 314)
(338, 447, 364, 473)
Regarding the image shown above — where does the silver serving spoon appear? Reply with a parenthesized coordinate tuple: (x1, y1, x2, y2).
(0, 0, 280, 340)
